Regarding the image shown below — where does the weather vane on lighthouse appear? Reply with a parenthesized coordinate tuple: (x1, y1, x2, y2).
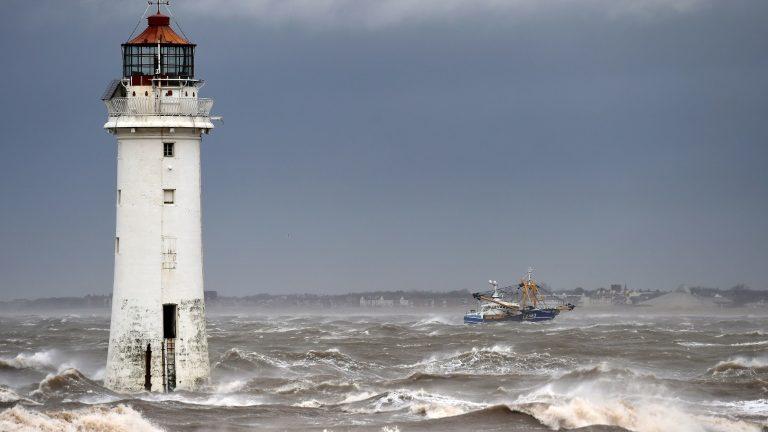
(101, 1, 217, 393)
(147, 0, 171, 13)
(149, 0, 170, 13)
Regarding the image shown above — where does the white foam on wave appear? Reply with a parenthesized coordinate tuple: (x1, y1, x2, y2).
(28, 368, 121, 406)
(0, 387, 38, 405)
(273, 380, 312, 394)
(731, 340, 768, 347)
(338, 391, 378, 404)
(343, 388, 487, 419)
(0, 349, 103, 382)
(510, 364, 763, 432)
(702, 399, 768, 419)
(411, 316, 457, 327)
(293, 399, 322, 408)
(412, 344, 514, 366)
(0, 388, 21, 404)
(0, 350, 58, 371)
(91, 367, 105, 381)
(678, 340, 768, 348)
(213, 379, 248, 394)
(709, 356, 768, 374)
(0, 404, 162, 432)
(676, 341, 721, 347)
(291, 390, 376, 408)
(296, 348, 379, 374)
(213, 348, 291, 371)
(138, 391, 265, 407)
(715, 331, 765, 338)
(409, 344, 571, 376)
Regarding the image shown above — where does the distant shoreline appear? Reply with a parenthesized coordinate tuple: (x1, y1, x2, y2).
(1, 288, 766, 315)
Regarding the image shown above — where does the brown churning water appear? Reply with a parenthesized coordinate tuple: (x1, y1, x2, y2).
(0, 310, 766, 431)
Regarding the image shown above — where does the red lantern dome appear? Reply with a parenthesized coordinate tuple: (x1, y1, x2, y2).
(122, 12, 195, 85)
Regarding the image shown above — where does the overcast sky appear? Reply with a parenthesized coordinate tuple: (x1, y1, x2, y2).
(0, 0, 766, 299)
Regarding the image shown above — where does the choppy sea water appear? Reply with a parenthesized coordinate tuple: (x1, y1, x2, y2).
(0, 310, 766, 431)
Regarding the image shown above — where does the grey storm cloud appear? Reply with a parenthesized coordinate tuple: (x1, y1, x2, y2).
(88, 0, 713, 29)
(182, 0, 710, 27)
(0, 0, 766, 299)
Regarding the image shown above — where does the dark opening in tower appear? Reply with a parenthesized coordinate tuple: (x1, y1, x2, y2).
(163, 304, 177, 338)
(162, 304, 177, 391)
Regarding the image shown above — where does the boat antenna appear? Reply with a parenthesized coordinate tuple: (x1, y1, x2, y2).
(489, 280, 500, 297)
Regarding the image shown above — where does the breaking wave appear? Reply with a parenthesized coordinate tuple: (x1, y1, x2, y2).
(297, 348, 373, 371)
(0, 387, 37, 406)
(0, 404, 162, 432)
(0, 349, 99, 379)
(30, 368, 119, 404)
(212, 348, 289, 372)
(708, 357, 768, 376)
(0, 350, 58, 371)
(213, 347, 378, 375)
(411, 316, 458, 327)
(277, 379, 360, 396)
(1, 313, 765, 430)
(509, 365, 763, 432)
(411, 345, 573, 376)
(342, 388, 487, 419)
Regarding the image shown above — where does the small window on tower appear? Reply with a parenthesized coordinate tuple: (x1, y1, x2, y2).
(115, 237, 120, 254)
(117, 189, 121, 204)
(163, 143, 174, 157)
(163, 189, 175, 204)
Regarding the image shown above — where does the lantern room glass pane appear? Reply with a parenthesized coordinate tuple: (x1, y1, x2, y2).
(122, 45, 194, 78)
(160, 45, 194, 77)
(123, 45, 157, 76)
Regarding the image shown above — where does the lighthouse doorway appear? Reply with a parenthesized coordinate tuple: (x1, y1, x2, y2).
(163, 304, 177, 338)
(162, 304, 177, 391)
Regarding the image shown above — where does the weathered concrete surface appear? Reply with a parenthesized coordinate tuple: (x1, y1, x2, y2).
(105, 92, 212, 392)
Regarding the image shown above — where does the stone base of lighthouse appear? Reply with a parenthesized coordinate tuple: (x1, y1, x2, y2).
(104, 123, 212, 393)
(105, 298, 209, 392)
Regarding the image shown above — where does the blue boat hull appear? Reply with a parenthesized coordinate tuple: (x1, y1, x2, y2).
(519, 308, 560, 321)
(463, 308, 560, 324)
(463, 314, 520, 324)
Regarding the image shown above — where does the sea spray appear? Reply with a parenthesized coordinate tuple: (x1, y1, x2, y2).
(510, 364, 763, 432)
(0, 404, 162, 432)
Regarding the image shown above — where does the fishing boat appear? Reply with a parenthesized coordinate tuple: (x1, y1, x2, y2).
(463, 268, 575, 323)
(463, 280, 521, 323)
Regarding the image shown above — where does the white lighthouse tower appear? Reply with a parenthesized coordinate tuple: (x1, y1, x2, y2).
(102, 2, 215, 392)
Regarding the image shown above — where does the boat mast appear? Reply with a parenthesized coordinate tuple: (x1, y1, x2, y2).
(520, 267, 540, 308)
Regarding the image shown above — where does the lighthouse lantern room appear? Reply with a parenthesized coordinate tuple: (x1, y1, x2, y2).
(103, 1, 214, 393)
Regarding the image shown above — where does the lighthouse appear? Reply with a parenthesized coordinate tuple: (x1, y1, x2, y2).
(102, 2, 214, 392)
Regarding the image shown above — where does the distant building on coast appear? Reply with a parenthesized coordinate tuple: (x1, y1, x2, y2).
(360, 296, 395, 307)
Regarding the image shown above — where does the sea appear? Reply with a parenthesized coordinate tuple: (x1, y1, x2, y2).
(0, 309, 766, 431)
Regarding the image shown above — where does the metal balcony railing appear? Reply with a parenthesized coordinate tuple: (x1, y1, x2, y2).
(105, 97, 214, 117)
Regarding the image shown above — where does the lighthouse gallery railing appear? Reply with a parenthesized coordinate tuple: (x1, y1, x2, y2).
(105, 97, 214, 117)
